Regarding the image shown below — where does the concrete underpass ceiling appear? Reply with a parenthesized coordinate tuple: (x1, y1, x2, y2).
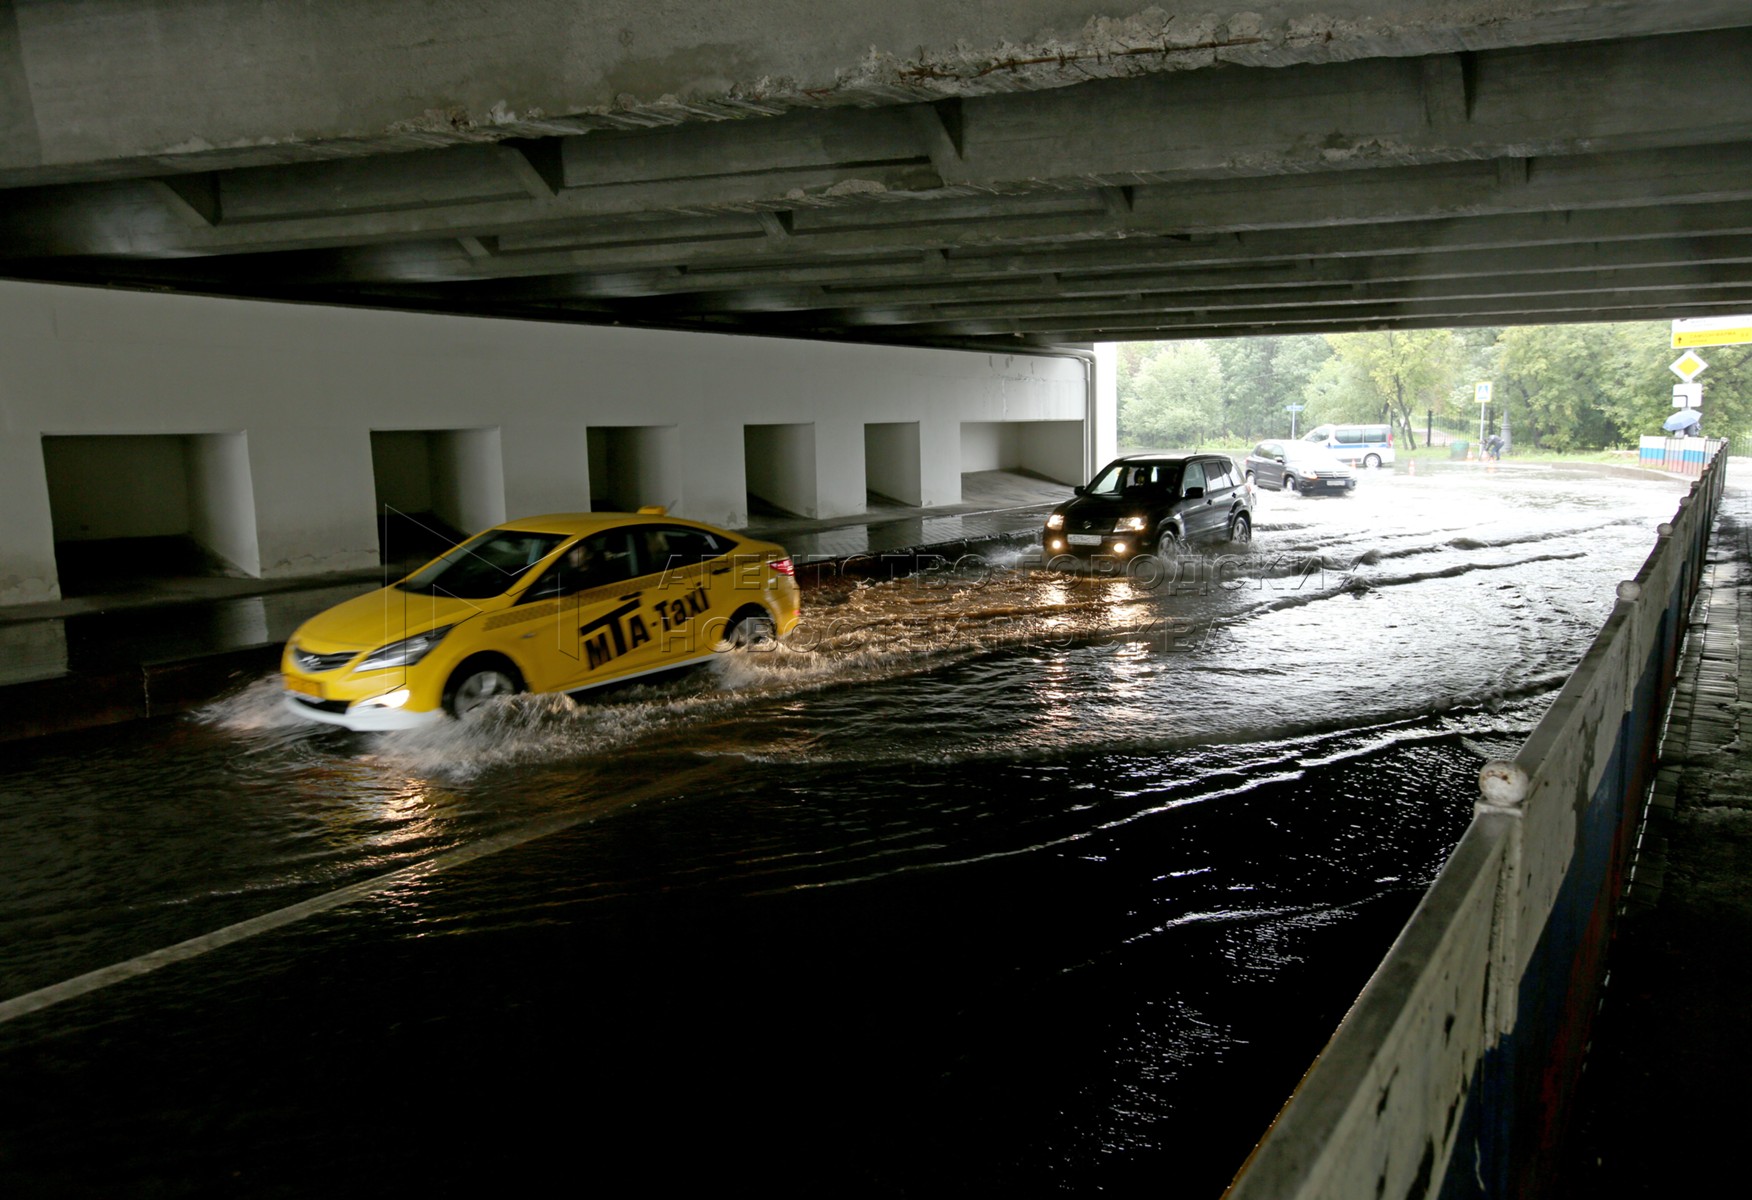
(3, 1, 1751, 350)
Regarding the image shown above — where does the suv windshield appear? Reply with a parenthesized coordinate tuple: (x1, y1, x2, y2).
(1087, 461, 1182, 498)
(397, 530, 568, 598)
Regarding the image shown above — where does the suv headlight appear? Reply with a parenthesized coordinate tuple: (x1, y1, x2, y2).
(354, 625, 455, 673)
(1046, 513, 1065, 530)
(1114, 515, 1148, 532)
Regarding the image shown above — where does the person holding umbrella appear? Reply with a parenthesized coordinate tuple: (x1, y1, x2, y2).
(1664, 409, 1702, 435)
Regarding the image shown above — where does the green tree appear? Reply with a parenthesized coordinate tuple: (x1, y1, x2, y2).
(1598, 322, 1752, 447)
(1119, 341, 1223, 448)
(1496, 324, 1625, 450)
(1317, 330, 1459, 449)
(1210, 335, 1333, 440)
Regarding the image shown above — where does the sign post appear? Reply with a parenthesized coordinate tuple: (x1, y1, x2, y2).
(1474, 382, 1493, 446)
(1285, 403, 1305, 439)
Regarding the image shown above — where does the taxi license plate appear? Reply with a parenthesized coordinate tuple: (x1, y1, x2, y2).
(1067, 534, 1103, 546)
(286, 676, 323, 699)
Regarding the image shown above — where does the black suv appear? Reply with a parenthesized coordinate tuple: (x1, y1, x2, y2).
(1043, 453, 1254, 561)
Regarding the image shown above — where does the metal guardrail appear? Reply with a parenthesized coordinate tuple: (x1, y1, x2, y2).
(1226, 449, 1728, 1199)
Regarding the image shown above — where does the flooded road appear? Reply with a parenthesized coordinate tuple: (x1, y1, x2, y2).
(0, 464, 1689, 1195)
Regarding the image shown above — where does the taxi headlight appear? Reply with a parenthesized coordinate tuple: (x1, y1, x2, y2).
(354, 625, 455, 673)
(1046, 513, 1065, 530)
(359, 688, 411, 709)
(1114, 516, 1148, 532)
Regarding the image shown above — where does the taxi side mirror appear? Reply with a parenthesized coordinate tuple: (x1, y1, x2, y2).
(1183, 486, 1205, 500)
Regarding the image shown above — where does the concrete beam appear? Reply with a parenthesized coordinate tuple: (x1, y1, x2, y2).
(6, 2, 1750, 187)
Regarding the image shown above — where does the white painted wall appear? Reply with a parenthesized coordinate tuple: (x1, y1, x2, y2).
(745, 423, 818, 516)
(865, 422, 922, 505)
(1018, 420, 1086, 484)
(0, 280, 1090, 606)
(959, 418, 1084, 483)
(958, 421, 1019, 473)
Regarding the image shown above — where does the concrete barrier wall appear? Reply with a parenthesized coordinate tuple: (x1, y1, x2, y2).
(0, 281, 1093, 606)
(1229, 452, 1728, 1199)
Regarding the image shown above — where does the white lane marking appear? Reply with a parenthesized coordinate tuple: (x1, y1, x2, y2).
(0, 814, 585, 1027)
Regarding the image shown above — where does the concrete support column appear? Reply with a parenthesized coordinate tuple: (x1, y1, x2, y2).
(185, 432, 262, 576)
(864, 421, 922, 506)
(1094, 342, 1119, 471)
(429, 427, 506, 534)
(0, 437, 60, 604)
(919, 409, 960, 507)
(814, 418, 868, 520)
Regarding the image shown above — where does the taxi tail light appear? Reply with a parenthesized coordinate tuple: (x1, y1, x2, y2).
(769, 557, 796, 576)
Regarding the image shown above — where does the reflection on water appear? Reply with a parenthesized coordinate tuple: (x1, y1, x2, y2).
(0, 467, 1692, 1194)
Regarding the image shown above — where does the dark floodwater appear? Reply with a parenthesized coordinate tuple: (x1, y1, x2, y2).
(0, 466, 1687, 1195)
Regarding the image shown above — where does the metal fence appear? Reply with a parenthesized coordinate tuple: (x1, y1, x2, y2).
(1226, 447, 1728, 1199)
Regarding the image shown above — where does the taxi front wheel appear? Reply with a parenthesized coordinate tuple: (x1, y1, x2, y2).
(444, 656, 525, 718)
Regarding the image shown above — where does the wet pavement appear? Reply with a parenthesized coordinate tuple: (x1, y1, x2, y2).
(0, 460, 1722, 1195)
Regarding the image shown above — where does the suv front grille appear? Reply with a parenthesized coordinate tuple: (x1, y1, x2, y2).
(293, 647, 358, 673)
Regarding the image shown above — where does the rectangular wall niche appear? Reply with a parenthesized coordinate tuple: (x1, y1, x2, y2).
(863, 421, 922, 507)
(587, 425, 681, 513)
(743, 423, 817, 518)
(370, 428, 505, 565)
(41, 433, 260, 596)
(959, 420, 1085, 484)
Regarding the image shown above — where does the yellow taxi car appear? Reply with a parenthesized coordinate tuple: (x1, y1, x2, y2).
(281, 509, 802, 730)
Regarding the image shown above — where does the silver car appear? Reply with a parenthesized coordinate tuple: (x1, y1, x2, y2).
(1244, 441, 1357, 495)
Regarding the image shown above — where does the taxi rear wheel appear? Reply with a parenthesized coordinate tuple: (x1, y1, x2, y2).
(444, 656, 524, 718)
(1229, 513, 1252, 545)
(726, 607, 777, 651)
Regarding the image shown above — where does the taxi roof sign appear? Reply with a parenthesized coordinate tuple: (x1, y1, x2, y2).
(1670, 350, 1709, 381)
(1672, 315, 1752, 349)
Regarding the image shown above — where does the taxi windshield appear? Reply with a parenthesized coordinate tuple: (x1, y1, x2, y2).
(397, 530, 568, 598)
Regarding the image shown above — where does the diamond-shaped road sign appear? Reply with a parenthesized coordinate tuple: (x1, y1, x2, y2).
(1670, 350, 1709, 381)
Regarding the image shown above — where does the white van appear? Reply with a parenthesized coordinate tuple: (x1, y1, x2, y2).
(1303, 423, 1396, 468)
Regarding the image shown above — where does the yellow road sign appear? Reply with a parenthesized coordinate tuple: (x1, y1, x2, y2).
(1670, 350, 1709, 381)
(1672, 316, 1752, 348)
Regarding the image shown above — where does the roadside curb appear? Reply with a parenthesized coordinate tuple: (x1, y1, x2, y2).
(0, 645, 283, 744)
(795, 528, 1040, 584)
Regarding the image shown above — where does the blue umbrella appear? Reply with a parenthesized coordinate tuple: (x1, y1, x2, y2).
(1664, 409, 1702, 432)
